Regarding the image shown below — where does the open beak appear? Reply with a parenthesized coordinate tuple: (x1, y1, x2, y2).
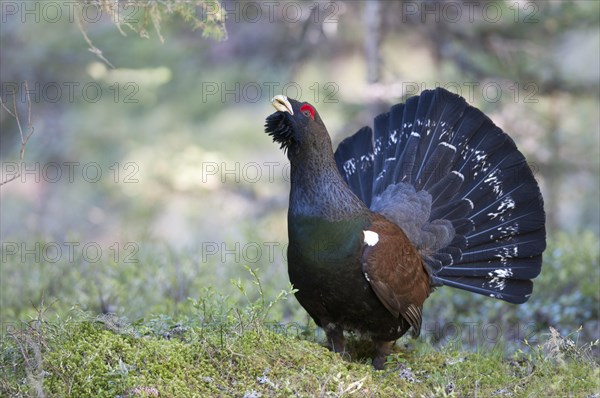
(271, 95, 294, 115)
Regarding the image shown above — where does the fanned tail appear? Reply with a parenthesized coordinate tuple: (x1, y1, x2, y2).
(334, 126, 374, 206)
(335, 88, 546, 304)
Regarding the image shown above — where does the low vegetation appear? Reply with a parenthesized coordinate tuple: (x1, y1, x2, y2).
(2, 281, 598, 397)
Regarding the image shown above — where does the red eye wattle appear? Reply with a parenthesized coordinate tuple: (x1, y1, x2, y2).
(300, 104, 315, 120)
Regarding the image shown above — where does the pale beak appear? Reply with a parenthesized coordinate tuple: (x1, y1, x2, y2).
(271, 95, 294, 115)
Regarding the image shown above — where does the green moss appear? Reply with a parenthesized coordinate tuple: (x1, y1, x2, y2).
(2, 312, 598, 397)
(2, 264, 598, 397)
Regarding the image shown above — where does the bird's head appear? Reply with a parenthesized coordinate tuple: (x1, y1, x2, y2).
(264, 95, 330, 157)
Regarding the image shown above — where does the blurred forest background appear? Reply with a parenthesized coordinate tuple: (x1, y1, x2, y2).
(1, 0, 599, 353)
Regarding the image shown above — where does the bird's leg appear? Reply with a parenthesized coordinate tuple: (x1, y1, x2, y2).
(324, 323, 347, 355)
(372, 340, 395, 370)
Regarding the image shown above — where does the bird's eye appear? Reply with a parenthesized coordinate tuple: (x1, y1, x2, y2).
(300, 104, 315, 120)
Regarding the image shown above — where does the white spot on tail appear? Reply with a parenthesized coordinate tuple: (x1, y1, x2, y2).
(364, 272, 371, 282)
(360, 153, 374, 165)
(488, 268, 514, 278)
(484, 169, 503, 196)
(343, 159, 356, 175)
(474, 150, 487, 162)
(440, 142, 457, 151)
(451, 170, 464, 181)
(363, 230, 379, 246)
(374, 138, 382, 155)
(487, 197, 515, 220)
(465, 198, 474, 209)
(488, 277, 507, 291)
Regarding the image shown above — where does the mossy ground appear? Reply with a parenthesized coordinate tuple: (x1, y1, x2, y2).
(2, 309, 598, 398)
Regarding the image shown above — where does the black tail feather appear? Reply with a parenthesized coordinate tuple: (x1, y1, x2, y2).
(334, 88, 546, 304)
(431, 276, 535, 304)
(392, 96, 420, 183)
(418, 141, 456, 191)
(429, 171, 465, 207)
(334, 126, 374, 207)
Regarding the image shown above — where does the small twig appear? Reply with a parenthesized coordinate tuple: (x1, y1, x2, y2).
(74, 5, 115, 68)
(0, 81, 35, 186)
(0, 96, 17, 118)
(20, 81, 35, 160)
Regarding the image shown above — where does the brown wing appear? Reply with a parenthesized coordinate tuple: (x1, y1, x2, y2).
(361, 214, 431, 337)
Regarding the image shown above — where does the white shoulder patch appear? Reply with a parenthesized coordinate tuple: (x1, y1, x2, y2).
(363, 230, 379, 246)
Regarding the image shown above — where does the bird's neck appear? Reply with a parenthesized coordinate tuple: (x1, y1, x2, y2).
(288, 149, 369, 221)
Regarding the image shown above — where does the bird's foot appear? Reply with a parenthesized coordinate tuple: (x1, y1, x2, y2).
(325, 324, 349, 356)
(372, 340, 395, 370)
